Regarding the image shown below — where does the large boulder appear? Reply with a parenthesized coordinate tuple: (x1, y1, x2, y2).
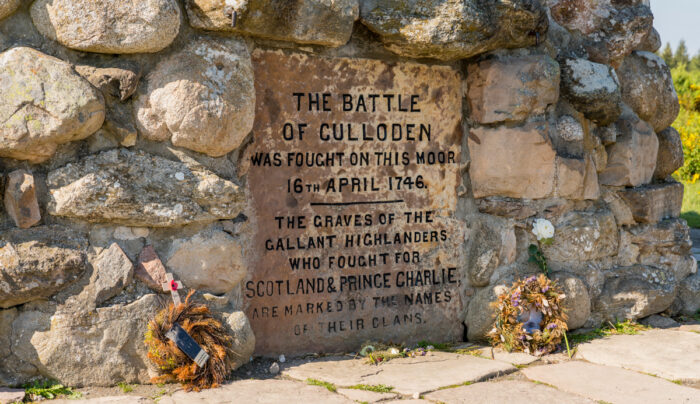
(360, 0, 548, 61)
(543, 209, 619, 263)
(593, 265, 677, 322)
(30, 0, 181, 54)
(467, 54, 560, 124)
(0, 226, 87, 309)
(468, 122, 556, 199)
(618, 181, 684, 224)
(654, 127, 685, 180)
(560, 58, 622, 126)
(463, 215, 516, 287)
(165, 230, 247, 295)
(0, 47, 105, 163)
(550, 0, 653, 67)
(598, 107, 658, 187)
(0, 0, 19, 20)
(624, 219, 694, 281)
(11, 294, 161, 386)
(184, 0, 359, 47)
(617, 51, 679, 133)
(47, 149, 246, 227)
(552, 272, 590, 330)
(134, 37, 255, 157)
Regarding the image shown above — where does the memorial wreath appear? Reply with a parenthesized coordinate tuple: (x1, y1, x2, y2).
(488, 274, 568, 356)
(144, 290, 233, 391)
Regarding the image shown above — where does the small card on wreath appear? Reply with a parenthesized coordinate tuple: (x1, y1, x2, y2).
(166, 323, 210, 367)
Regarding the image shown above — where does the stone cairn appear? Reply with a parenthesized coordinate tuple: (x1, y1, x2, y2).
(0, 0, 696, 387)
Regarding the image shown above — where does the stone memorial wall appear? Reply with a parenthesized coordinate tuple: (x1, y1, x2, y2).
(0, 0, 697, 387)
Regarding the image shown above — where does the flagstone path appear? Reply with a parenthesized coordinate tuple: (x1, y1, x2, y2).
(38, 325, 700, 404)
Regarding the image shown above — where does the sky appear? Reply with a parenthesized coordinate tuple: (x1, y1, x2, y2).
(651, 0, 700, 55)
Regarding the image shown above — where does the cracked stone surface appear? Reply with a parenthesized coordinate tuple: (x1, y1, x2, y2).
(424, 380, 595, 404)
(282, 351, 516, 395)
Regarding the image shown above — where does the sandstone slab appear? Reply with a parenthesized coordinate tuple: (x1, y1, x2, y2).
(560, 58, 622, 125)
(47, 149, 245, 227)
(134, 245, 168, 291)
(473, 348, 538, 366)
(360, 0, 547, 61)
(654, 127, 685, 179)
(0, 0, 19, 21)
(618, 51, 679, 133)
(599, 107, 658, 187)
(185, 0, 359, 47)
(618, 181, 684, 224)
(12, 294, 161, 386)
(522, 361, 700, 404)
(550, 0, 653, 67)
(52, 398, 149, 404)
(134, 37, 255, 157)
(577, 329, 700, 382)
(283, 352, 515, 395)
(30, 0, 181, 54)
(159, 379, 353, 404)
(0, 226, 87, 309)
(0, 388, 24, 404)
(467, 55, 560, 124)
(4, 170, 41, 229)
(166, 230, 247, 295)
(337, 388, 396, 403)
(475, 197, 537, 220)
(424, 380, 595, 404)
(0, 47, 105, 163)
(246, 51, 465, 355)
(469, 123, 556, 199)
(90, 243, 133, 305)
(543, 209, 618, 263)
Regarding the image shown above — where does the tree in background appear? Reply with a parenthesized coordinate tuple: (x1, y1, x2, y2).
(674, 40, 690, 68)
(662, 42, 675, 68)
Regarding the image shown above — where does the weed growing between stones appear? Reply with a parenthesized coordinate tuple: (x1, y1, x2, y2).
(144, 291, 233, 391)
(347, 384, 394, 393)
(22, 380, 81, 400)
(567, 320, 650, 346)
(306, 378, 337, 392)
(117, 382, 133, 393)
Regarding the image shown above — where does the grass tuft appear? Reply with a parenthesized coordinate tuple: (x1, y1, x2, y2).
(347, 384, 394, 393)
(117, 382, 133, 393)
(306, 378, 337, 393)
(567, 320, 649, 346)
(23, 380, 81, 400)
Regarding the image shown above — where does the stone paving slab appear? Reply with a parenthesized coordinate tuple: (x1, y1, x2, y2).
(576, 329, 700, 382)
(424, 380, 595, 404)
(474, 347, 539, 366)
(522, 361, 700, 403)
(282, 351, 516, 395)
(0, 387, 25, 404)
(157, 379, 353, 404)
(53, 397, 150, 404)
(337, 388, 397, 402)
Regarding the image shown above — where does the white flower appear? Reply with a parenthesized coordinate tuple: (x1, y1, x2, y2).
(532, 218, 555, 241)
(389, 347, 400, 355)
(279, 354, 286, 363)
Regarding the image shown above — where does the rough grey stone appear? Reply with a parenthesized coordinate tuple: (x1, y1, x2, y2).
(618, 51, 679, 133)
(0, 226, 87, 309)
(552, 272, 590, 330)
(90, 243, 134, 306)
(560, 58, 622, 126)
(654, 126, 685, 180)
(185, 0, 359, 47)
(593, 265, 677, 322)
(226, 311, 256, 370)
(636, 27, 661, 53)
(463, 215, 516, 287)
(134, 37, 255, 157)
(0, 47, 105, 163)
(360, 0, 548, 61)
(47, 149, 246, 227)
(11, 294, 161, 387)
(640, 314, 679, 329)
(675, 272, 700, 316)
(543, 209, 619, 263)
(30, 0, 181, 54)
(4, 169, 41, 229)
(466, 280, 511, 341)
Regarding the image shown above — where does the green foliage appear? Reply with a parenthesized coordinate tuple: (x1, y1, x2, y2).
(681, 180, 700, 228)
(118, 382, 134, 393)
(567, 320, 650, 346)
(306, 378, 337, 393)
(23, 380, 81, 400)
(417, 340, 452, 351)
(348, 384, 394, 393)
(528, 244, 549, 277)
